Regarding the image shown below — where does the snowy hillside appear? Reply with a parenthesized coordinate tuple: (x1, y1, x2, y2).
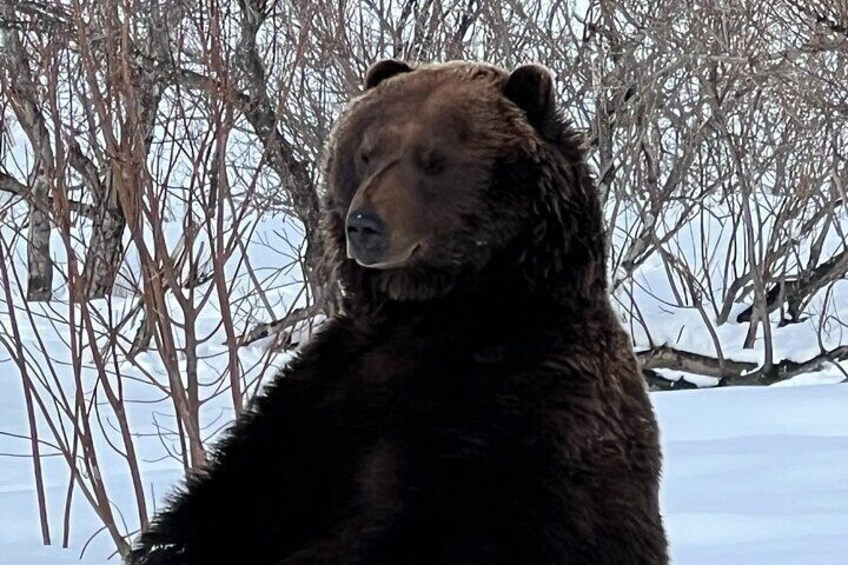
(2, 382, 847, 564)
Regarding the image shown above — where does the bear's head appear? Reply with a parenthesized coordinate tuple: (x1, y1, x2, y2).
(322, 60, 606, 309)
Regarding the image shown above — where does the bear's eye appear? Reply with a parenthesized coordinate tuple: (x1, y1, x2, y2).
(357, 134, 378, 169)
(417, 148, 447, 175)
(357, 146, 372, 166)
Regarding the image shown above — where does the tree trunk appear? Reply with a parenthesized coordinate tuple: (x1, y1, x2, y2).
(78, 174, 126, 300)
(1, 6, 55, 302)
(26, 176, 53, 301)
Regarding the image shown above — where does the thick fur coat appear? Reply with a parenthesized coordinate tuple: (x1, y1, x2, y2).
(127, 60, 668, 565)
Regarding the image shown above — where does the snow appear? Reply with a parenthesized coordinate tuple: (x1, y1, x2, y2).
(655, 385, 848, 565)
(2, 372, 847, 563)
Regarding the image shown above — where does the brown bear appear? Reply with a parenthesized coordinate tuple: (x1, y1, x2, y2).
(127, 60, 668, 565)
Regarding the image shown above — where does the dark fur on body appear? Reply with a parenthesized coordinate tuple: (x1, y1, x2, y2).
(128, 61, 668, 565)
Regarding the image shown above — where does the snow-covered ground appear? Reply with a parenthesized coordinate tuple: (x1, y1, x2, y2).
(2, 379, 847, 564)
(655, 384, 848, 565)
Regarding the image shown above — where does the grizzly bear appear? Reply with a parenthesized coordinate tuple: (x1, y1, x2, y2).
(127, 60, 668, 565)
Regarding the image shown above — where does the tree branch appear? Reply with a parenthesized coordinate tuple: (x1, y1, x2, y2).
(736, 247, 848, 324)
(727, 345, 848, 386)
(637, 344, 758, 380)
(0, 170, 96, 218)
(637, 344, 848, 388)
(642, 368, 700, 391)
(236, 304, 319, 347)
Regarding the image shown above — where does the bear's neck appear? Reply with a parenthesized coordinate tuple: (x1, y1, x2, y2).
(351, 261, 613, 340)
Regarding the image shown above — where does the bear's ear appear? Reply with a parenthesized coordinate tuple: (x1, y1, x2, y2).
(364, 59, 414, 90)
(503, 64, 556, 131)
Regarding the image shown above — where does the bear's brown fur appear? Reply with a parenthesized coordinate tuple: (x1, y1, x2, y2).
(128, 60, 668, 565)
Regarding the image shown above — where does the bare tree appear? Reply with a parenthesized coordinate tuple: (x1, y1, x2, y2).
(1, 2, 55, 301)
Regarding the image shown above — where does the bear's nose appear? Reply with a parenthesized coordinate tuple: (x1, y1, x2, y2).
(346, 209, 388, 264)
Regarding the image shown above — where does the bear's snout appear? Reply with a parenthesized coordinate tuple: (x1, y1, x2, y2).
(346, 208, 389, 265)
